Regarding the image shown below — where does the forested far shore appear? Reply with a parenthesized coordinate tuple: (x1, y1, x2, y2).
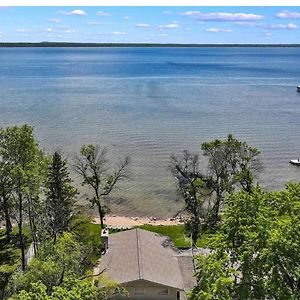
(1, 42, 300, 47)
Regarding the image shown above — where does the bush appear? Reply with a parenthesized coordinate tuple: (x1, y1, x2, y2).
(69, 215, 102, 268)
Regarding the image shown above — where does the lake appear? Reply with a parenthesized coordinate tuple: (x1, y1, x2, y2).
(0, 47, 300, 216)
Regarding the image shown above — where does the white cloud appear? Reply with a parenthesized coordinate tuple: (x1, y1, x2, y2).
(135, 23, 151, 28)
(60, 10, 87, 16)
(16, 28, 31, 33)
(235, 21, 298, 30)
(181, 11, 264, 22)
(97, 11, 111, 17)
(88, 21, 102, 26)
(268, 23, 298, 30)
(277, 10, 300, 19)
(48, 18, 61, 23)
(158, 23, 180, 29)
(62, 29, 76, 34)
(264, 32, 272, 36)
(205, 28, 232, 32)
(235, 21, 258, 27)
(124, 16, 131, 20)
(45, 27, 52, 32)
(55, 25, 70, 30)
(163, 11, 172, 15)
(111, 31, 127, 35)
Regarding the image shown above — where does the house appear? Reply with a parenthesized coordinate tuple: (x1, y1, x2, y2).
(98, 228, 196, 300)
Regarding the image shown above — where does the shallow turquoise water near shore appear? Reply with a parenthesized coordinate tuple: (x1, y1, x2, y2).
(0, 47, 300, 216)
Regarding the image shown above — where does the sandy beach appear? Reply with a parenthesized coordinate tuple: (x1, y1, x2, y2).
(93, 215, 184, 228)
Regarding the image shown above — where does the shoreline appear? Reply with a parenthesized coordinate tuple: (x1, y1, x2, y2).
(93, 215, 184, 228)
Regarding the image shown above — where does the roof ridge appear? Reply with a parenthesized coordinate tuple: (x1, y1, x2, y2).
(136, 228, 143, 279)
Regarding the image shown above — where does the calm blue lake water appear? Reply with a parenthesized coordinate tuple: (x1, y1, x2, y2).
(0, 47, 300, 216)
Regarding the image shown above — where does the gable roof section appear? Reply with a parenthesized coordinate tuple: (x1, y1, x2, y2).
(99, 228, 185, 290)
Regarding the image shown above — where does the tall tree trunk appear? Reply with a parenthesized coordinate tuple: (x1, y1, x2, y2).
(53, 232, 57, 245)
(18, 192, 26, 271)
(29, 210, 38, 255)
(211, 186, 222, 224)
(28, 198, 38, 255)
(3, 195, 12, 241)
(97, 202, 104, 229)
(95, 189, 104, 229)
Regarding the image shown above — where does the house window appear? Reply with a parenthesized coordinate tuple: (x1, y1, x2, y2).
(134, 288, 146, 295)
(158, 288, 169, 295)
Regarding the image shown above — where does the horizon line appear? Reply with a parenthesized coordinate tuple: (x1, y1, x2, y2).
(1, 42, 300, 47)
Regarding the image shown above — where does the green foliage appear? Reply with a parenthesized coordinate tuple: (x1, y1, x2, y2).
(0, 124, 45, 271)
(0, 227, 32, 298)
(189, 252, 235, 300)
(171, 135, 260, 247)
(12, 277, 115, 300)
(7, 233, 84, 296)
(0, 159, 14, 241)
(14, 281, 49, 300)
(190, 183, 300, 300)
(170, 151, 209, 246)
(201, 134, 260, 221)
(44, 152, 77, 243)
(69, 214, 102, 268)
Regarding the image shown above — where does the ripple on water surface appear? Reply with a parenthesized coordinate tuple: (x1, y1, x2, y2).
(0, 47, 300, 216)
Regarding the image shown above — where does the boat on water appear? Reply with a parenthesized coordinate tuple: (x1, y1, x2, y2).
(297, 86, 300, 92)
(290, 159, 300, 166)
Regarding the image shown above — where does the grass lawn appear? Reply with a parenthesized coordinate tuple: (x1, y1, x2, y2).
(138, 224, 212, 248)
(138, 224, 190, 248)
(0, 226, 32, 297)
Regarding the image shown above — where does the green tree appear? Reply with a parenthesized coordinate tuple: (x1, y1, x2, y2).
(75, 145, 130, 228)
(14, 281, 50, 300)
(190, 183, 300, 300)
(25, 150, 49, 255)
(69, 214, 101, 269)
(171, 135, 260, 246)
(189, 252, 235, 300)
(45, 152, 77, 244)
(201, 134, 260, 224)
(7, 232, 84, 296)
(0, 125, 43, 271)
(7, 232, 125, 300)
(0, 160, 13, 241)
(13, 277, 124, 300)
(170, 150, 209, 248)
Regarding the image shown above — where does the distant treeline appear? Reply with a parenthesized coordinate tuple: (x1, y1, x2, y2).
(1, 42, 300, 48)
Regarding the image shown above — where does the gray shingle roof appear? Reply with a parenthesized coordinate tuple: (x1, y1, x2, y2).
(177, 256, 197, 291)
(99, 228, 194, 290)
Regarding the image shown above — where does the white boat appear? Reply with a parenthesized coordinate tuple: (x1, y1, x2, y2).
(290, 159, 300, 166)
(297, 86, 300, 92)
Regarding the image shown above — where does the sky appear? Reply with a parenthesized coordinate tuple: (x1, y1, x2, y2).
(0, 6, 300, 44)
